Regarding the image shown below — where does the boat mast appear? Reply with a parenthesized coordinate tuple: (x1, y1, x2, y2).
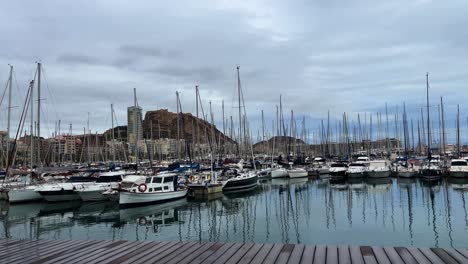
(426, 73, 431, 160)
(133, 88, 138, 164)
(36, 62, 41, 167)
(111, 103, 116, 162)
(30, 77, 35, 172)
(237, 66, 242, 159)
(6, 65, 13, 169)
(441, 97, 446, 156)
(457, 104, 460, 157)
(195, 85, 199, 160)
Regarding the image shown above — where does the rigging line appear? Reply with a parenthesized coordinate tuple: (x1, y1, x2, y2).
(0, 77, 8, 109)
(41, 66, 60, 120)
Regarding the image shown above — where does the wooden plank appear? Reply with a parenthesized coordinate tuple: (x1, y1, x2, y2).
(93, 241, 153, 264)
(5, 240, 89, 264)
(444, 248, 468, 264)
(0, 239, 57, 257)
(26, 240, 102, 264)
(51, 240, 117, 264)
(117, 241, 169, 264)
(360, 246, 378, 264)
(287, 244, 304, 264)
(382, 247, 404, 264)
(455, 248, 468, 259)
(394, 247, 419, 264)
(430, 248, 459, 264)
(120, 241, 176, 264)
(338, 245, 351, 264)
(405, 248, 431, 264)
(312, 245, 326, 264)
(207, 242, 245, 264)
(189, 242, 235, 264)
(158, 242, 203, 263)
(418, 248, 445, 264)
(238, 243, 264, 264)
(76, 241, 139, 264)
(274, 244, 295, 264)
(165, 243, 213, 264)
(250, 244, 274, 264)
(261, 244, 284, 264)
(299, 245, 315, 264)
(370, 247, 390, 264)
(128, 241, 187, 264)
(349, 246, 364, 264)
(226, 243, 255, 264)
(326, 245, 338, 264)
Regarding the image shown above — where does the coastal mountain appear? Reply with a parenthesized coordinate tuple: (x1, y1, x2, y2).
(142, 109, 235, 144)
(253, 136, 305, 153)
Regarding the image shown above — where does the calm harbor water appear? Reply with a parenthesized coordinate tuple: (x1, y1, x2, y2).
(1, 177, 468, 248)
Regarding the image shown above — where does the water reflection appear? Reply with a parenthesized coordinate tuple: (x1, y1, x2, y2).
(1, 177, 468, 248)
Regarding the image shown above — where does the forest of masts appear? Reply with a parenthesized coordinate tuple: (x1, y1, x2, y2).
(1, 65, 466, 169)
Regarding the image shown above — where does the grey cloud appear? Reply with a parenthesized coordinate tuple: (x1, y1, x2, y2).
(56, 54, 102, 65)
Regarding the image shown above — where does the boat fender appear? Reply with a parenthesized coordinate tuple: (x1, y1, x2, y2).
(138, 184, 147, 193)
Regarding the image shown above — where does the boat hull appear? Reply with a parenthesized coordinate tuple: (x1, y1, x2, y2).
(119, 189, 187, 207)
(8, 187, 43, 203)
(271, 169, 288, 178)
(347, 170, 366, 178)
(398, 171, 416, 178)
(329, 170, 347, 178)
(78, 190, 107, 202)
(187, 183, 223, 198)
(37, 190, 81, 202)
(288, 171, 308, 178)
(449, 171, 468, 178)
(419, 169, 442, 180)
(223, 175, 258, 193)
(367, 171, 391, 178)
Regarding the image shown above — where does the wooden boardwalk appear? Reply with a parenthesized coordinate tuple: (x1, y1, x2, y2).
(0, 239, 467, 264)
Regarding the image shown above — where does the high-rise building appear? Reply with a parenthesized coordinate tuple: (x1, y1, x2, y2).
(127, 106, 143, 144)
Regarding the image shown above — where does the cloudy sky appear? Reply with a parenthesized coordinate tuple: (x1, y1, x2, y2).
(0, 0, 467, 143)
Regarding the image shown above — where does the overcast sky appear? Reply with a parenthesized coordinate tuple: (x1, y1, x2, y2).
(1, 0, 467, 143)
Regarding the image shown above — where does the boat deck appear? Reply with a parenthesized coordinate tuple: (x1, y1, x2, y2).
(0, 238, 467, 263)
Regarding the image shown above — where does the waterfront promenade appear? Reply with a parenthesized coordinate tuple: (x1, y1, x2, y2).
(0, 238, 467, 263)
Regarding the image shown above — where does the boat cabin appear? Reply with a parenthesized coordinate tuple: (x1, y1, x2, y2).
(130, 173, 179, 193)
(330, 163, 348, 168)
(451, 159, 468, 167)
(369, 160, 390, 168)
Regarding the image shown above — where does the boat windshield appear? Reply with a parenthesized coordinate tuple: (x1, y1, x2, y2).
(68, 176, 96, 182)
(331, 163, 347, 168)
(97, 176, 122, 182)
(350, 163, 365, 167)
(452, 161, 468, 166)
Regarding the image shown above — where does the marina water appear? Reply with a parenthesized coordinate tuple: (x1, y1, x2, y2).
(1, 177, 467, 248)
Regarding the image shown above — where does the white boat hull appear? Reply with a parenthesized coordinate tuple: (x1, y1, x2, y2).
(78, 190, 107, 201)
(367, 170, 391, 178)
(288, 170, 308, 178)
(119, 189, 187, 207)
(398, 171, 416, 178)
(449, 171, 468, 178)
(271, 169, 288, 178)
(8, 187, 43, 203)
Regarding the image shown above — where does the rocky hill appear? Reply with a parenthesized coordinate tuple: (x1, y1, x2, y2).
(142, 109, 234, 144)
(253, 136, 305, 153)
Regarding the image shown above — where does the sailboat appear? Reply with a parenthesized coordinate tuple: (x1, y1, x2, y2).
(3, 64, 44, 203)
(222, 66, 258, 193)
(419, 73, 442, 180)
(449, 105, 468, 178)
(397, 103, 417, 178)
